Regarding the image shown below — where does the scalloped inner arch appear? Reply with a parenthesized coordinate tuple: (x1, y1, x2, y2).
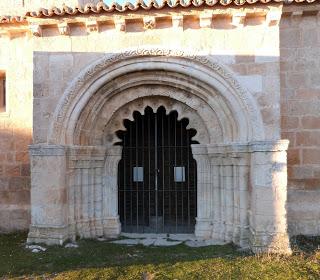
(115, 106, 198, 146)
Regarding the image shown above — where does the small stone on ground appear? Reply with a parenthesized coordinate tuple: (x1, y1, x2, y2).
(26, 245, 47, 252)
(65, 243, 79, 248)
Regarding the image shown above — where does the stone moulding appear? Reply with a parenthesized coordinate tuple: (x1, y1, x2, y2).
(48, 46, 265, 145)
(80, 90, 215, 146)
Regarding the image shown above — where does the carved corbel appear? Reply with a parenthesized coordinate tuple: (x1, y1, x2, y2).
(291, 10, 303, 17)
(172, 15, 183, 30)
(30, 24, 42, 37)
(58, 22, 70, 36)
(143, 16, 156, 30)
(114, 19, 126, 32)
(265, 11, 281, 26)
(86, 20, 99, 33)
(200, 13, 213, 28)
(231, 12, 246, 27)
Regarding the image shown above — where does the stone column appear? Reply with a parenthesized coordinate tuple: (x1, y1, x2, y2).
(27, 145, 68, 245)
(192, 144, 213, 239)
(102, 146, 122, 237)
(249, 140, 291, 254)
(237, 157, 250, 248)
(210, 156, 221, 240)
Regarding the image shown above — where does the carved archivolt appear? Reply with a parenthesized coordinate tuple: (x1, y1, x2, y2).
(74, 82, 225, 145)
(48, 47, 265, 145)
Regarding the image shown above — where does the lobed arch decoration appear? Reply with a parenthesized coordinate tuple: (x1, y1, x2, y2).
(48, 46, 265, 145)
(76, 93, 214, 146)
(28, 47, 291, 254)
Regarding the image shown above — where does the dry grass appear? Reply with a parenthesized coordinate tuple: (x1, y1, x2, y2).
(1, 233, 320, 279)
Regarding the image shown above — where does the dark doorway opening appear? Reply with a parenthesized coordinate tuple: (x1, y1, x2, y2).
(117, 106, 198, 233)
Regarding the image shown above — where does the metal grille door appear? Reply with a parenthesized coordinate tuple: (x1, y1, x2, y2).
(117, 106, 197, 233)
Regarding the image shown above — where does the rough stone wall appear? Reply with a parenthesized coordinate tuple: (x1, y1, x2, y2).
(0, 35, 33, 232)
(280, 13, 320, 236)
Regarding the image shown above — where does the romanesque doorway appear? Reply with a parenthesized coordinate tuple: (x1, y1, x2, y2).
(117, 106, 197, 233)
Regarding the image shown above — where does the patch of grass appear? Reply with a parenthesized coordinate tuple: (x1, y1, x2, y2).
(1, 232, 320, 279)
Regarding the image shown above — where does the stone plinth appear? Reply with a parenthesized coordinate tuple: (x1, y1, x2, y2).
(27, 144, 68, 245)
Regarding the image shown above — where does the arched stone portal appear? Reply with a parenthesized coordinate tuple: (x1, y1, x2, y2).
(28, 47, 291, 254)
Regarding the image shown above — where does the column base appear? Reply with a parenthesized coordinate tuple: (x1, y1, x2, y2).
(103, 216, 121, 238)
(195, 218, 212, 239)
(27, 225, 69, 246)
(249, 229, 292, 255)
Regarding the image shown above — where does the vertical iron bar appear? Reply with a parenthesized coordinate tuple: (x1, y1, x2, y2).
(187, 130, 191, 230)
(142, 111, 145, 233)
(162, 110, 165, 232)
(136, 114, 139, 231)
(130, 122, 133, 230)
(175, 114, 178, 232)
(148, 109, 151, 232)
(180, 120, 183, 231)
(168, 112, 171, 232)
(123, 130, 126, 231)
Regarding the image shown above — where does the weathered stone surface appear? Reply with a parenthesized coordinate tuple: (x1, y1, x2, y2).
(153, 239, 182, 247)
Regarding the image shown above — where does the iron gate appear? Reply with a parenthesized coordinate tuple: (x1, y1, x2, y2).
(117, 106, 197, 233)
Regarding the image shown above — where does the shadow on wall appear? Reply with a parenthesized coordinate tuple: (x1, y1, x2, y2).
(0, 125, 31, 232)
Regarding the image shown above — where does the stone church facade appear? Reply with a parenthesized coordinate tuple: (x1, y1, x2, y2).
(0, 0, 319, 254)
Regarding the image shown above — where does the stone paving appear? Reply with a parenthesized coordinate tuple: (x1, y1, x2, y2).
(110, 234, 227, 247)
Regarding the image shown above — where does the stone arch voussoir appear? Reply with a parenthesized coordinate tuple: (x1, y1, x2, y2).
(48, 46, 265, 145)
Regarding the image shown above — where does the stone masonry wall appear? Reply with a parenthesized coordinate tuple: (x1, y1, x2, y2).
(280, 12, 320, 236)
(1, 8, 282, 232)
(0, 35, 33, 232)
(1, 3, 319, 238)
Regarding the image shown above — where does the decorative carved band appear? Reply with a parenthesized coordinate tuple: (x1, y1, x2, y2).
(49, 47, 265, 145)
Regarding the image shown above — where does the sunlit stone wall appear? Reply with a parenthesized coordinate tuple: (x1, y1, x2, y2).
(280, 7, 320, 236)
(0, 1, 319, 247)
